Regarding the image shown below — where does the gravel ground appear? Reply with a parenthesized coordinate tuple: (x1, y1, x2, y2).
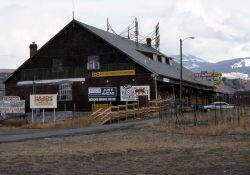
(0, 121, 250, 175)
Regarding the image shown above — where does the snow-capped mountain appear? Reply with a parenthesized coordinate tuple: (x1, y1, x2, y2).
(172, 55, 250, 77)
(231, 59, 250, 69)
(171, 54, 213, 72)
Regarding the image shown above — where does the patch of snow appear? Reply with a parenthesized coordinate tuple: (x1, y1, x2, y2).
(231, 58, 250, 69)
(186, 63, 199, 69)
(185, 54, 207, 63)
(222, 72, 249, 79)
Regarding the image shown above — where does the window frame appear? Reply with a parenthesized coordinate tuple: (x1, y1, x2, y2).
(52, 58, 63, 72)
(59, 82, 72, 101)
(87, 56, 100, 70)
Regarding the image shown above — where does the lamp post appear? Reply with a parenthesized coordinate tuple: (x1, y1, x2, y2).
(179, 37, 195, 113)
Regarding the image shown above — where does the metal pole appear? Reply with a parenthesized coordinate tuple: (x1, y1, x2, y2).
(32, 109, 34, 123)
(179, 37, 195, 113)
(180, 39, 183, 113)
(43, 108, 45, 124)
(54, 108, 56, 122)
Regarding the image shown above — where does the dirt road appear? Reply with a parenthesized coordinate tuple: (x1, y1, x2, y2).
(0, 119, 157, 143)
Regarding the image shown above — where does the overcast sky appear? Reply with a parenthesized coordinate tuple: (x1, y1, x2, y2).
(1, 0, 250, 68)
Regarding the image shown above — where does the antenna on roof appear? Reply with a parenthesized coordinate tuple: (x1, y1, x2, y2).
(72, 0, 75, 20)
(135, 17, 139, 48)
(107, 18, 109, 32)
(155, 22, 160, 51)
(106, 18, 117, 34)
(128, 26, 130, 39)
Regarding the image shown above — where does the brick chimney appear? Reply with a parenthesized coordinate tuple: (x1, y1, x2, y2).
(146, 38, 152, 47)
(29, 42, 37, 58)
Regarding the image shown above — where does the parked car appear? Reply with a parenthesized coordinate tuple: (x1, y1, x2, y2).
(202, 102, 234, 111)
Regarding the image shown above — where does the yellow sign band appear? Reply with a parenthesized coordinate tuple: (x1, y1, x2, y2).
(92, 70, 135, 77)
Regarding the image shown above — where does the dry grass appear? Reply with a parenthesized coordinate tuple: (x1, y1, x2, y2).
(2, 122, 250, 156)
(23, 116, 93, 129)
(160, 107, 250, 136)
(172, 118, 250, 136)
(1, 119, 28, 127)
(1, 120, 250, 174)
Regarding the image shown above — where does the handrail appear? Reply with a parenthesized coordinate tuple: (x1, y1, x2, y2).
(90, 108, 103, 117)
(92, 99, 170, 125)
(100, 111, 111, 120)
(94, 107, 111, 120)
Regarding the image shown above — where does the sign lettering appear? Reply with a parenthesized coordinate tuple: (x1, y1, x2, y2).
(92, 70, 135, 77)
(30, 94, 57, 109)
(88, 87, 117, 102)
(120, 85, 150, 101)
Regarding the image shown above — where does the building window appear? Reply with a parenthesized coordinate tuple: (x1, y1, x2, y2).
(166, 57, 170, 64)
(52, 59, 63, 72)
(87, 56, 100, 70)
(157, 55, 162, 62)
(59, 83, 72, 101)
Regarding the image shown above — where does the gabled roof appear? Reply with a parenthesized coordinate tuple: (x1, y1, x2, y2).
(75, 20, 213, 87)
(5, 19, 213, 88)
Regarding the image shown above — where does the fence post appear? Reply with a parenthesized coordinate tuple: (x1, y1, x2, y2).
(73, 104, 76, 118)
(194, 107, 197, 126)
(237, 97, 240, 125)
(214, 106, 217, 125)
(175, 99, 179, 125)
(53, 108, 56, 122)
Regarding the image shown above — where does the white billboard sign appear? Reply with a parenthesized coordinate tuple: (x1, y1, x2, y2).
(30, 94, 57, 109)
(120, 85, 150, 101)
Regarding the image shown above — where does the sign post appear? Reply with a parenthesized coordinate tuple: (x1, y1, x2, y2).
(42, 108, 45, 124)
(32, 109, 34, 123)
(54, 108, 56, 122)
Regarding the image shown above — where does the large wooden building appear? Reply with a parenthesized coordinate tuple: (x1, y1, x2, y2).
(5, 20, 214, 112)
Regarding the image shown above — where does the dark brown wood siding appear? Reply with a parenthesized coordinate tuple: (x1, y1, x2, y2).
(5, 21, 156, 112)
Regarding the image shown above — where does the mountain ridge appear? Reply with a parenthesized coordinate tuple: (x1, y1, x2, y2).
(172, 55, 250, 77)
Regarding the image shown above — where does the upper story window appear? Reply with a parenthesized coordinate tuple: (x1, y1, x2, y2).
(165, 57, 170, 64)
(157, 55, 162, 62)
(52, 59, 63, 72)
(59, 83, 72, 101)
(87, 56, 100, 70)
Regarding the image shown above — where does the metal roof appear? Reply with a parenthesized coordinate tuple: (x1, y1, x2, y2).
(5, 20, 213, 88)
(76, 20, 213, 87)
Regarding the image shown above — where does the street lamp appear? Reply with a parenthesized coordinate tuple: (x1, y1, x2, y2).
(179, 36, 195, 113)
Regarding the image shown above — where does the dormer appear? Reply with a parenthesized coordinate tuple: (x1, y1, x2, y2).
(136, 49, 172, 65)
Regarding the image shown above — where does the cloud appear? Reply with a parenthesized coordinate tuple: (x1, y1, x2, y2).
(0, 0, 250, 68)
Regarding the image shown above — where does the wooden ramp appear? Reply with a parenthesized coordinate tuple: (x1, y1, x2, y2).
(90, 99, 169, 125)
